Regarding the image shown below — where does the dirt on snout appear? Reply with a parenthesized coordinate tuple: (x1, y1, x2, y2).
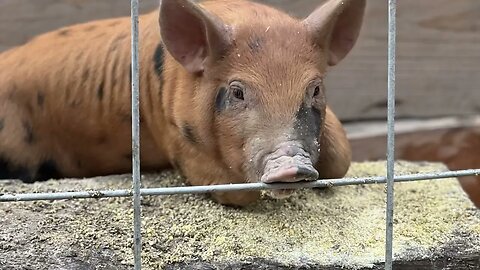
(0, 161, 479, 270)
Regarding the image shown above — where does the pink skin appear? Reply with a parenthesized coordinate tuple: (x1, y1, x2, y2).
(253, 142, 320, 199)
(261, 144, 319, 183)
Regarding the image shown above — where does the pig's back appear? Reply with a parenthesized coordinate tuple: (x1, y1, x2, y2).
(0, 11, 168, 178)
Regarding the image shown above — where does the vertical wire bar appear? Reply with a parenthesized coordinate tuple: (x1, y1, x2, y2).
(130, 0, 142, 269)
(385, 0, 397, 269)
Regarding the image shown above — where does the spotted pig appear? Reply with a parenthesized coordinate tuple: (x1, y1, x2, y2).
(0, 0, 366, 206)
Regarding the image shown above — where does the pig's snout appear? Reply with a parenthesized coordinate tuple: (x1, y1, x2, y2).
(260, 143, 318, 184)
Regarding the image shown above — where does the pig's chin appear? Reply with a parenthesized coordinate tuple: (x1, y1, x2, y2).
(265, 189, 297, 200)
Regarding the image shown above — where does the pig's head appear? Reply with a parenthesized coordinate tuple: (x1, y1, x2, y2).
(159, 0, 365, 197)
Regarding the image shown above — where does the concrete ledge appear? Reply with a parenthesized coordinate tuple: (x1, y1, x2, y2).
(0, 161, 479, 270)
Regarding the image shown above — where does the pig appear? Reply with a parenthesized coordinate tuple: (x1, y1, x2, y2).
(352, 126, 480, 208)
(0, 0, 365, 206)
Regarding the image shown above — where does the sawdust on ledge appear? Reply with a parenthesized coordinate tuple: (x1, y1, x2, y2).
(0, 161, 478, 269)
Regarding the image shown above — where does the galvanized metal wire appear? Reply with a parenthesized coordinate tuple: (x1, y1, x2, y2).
(130, 0, 142, 269)
(1, 169, 479, 202)
(385, 0, 397, 269)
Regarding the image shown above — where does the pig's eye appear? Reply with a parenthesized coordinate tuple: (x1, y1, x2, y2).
(230, 82, 245, 101)
(233, 88, 244, 100)
(313, 86, 320, 97)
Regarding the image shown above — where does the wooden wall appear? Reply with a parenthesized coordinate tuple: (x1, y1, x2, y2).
(1, 0, 479, 121)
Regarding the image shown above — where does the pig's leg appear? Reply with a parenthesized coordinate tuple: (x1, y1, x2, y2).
(315, 106, 352, 179)
(173, 144, 261, 207)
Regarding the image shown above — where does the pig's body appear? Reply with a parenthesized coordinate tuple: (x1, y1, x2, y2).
(0, 0, 363, 205)
(0, 12, 167, 180)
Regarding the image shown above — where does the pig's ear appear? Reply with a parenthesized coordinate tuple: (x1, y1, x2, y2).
(159, 0, 232, 73)
(303, 0, 366, 66)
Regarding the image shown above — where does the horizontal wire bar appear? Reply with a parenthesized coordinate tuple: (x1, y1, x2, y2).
(1, 169, 479, 202)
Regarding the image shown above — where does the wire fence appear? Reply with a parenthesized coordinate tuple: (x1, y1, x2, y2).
(385, 1, 396, 268)
(1, 1, 480, 270)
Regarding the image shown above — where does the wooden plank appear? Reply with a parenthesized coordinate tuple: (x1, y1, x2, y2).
(0, 0, 479, 120)
(327, 0, 480, 121)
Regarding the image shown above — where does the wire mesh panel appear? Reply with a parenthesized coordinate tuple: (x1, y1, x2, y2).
(0, 1, 480, 270)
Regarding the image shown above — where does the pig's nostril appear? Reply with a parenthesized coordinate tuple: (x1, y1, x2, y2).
(296, 166, 319, 180)
(259, 145, 318, 184)
(261, 166, 319, 183)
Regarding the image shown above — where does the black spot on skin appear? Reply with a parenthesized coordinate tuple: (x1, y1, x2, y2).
(182, 124, 198, 144)
(97, 81, 104, 100)
(84, 25, 97, 32)
(36, 160, 61, 182)
(0, 157, 33, 182)
(0, 118, 4, 131)
(215, 87, 228, 112)
(129, 63, 132, 85)
(37, 91, 45, 107)
(247, 35, 263, 53)
(153, 44, 164, 77)
(58, 29, 70, 36)
(294, 104, 322, 142)
(153, 44, 165, 98)
(23, 121, 34, 144)
(82, 69, 90, 82)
